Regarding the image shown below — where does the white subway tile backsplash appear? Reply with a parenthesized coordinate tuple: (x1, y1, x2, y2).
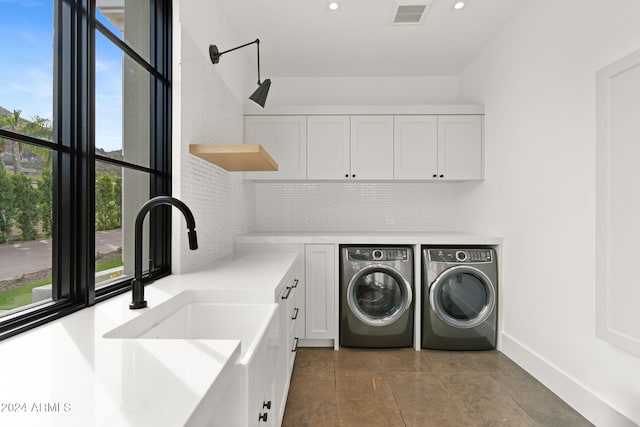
(254, 182, 461, 232)
(176, 31, 255, 272)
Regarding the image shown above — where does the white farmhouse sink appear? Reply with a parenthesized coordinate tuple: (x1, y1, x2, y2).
(105, 289, 281, 425)
(104, 289, 278, 358)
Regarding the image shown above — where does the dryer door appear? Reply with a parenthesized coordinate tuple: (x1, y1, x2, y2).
(429, 265, 495, 329)
(347, 264, 413, 327)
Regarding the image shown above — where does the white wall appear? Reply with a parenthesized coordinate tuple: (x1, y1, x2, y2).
(172, 1, 256, 273)
(259, 76, 459, 106)
(457, 0, 640, 425)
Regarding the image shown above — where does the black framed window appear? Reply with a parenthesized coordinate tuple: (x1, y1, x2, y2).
(0, 0, 172, 340)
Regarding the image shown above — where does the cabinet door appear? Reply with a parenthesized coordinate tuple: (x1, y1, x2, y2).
(307, 116, 350, 180)
(244, 116, 307, 180)
(394, 115, 438, 180)
(305, 244, 335, 339)
(437, 115, 483, 180)
(350, 115, 394, 180)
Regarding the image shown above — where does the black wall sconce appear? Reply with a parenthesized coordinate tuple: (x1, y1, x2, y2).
(209, 38, 271, 108)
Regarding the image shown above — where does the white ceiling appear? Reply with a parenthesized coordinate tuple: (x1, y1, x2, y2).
(214, 0, 531, 78)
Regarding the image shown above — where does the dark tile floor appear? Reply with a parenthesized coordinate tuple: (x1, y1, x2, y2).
(282, 348, 593, 427)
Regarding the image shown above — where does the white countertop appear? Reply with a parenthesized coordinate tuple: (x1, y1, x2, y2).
(0, 251, 299, 427)
(234, 231, 503, 245)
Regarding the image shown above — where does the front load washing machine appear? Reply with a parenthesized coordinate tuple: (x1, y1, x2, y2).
(422, 247, 498, 350)
(340, 246, 414, 348)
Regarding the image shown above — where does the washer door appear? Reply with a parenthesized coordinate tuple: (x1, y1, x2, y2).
(347, 264, 413, 327)
(429, 265, 495, 329)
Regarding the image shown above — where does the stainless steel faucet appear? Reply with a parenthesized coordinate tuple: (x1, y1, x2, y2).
(130, 196, 198, 309)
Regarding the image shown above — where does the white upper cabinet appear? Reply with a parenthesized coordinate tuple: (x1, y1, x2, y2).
(243, 107, 484, 181)
(394, 115, 483, 180)
(244, 116, 307, 180)
(437, 115, 483, 180)
(308, 115, 393, 180)
(394, 115, 438, 180)
(350, 116, 394, 180)
(307, 116, 350, 180)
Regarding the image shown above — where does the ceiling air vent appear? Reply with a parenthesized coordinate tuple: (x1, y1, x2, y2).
(393, 3, 430, 24)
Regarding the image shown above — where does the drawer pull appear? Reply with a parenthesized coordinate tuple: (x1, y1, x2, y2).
(263, 401, 271, 410)
(291, 308, 299, 320)
(292, 278, 299, 288)
(281, 286, 292, 300)
(291, 337, 299, 352)
(258, 412, 268, 422)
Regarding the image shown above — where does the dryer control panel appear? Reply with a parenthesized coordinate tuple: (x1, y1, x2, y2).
(347, 247, 410, 262)
(428, 248, 493, 264)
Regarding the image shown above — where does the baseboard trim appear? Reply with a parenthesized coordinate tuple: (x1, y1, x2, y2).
(298, 338, 333, 348)
(500, 333, 637, 427)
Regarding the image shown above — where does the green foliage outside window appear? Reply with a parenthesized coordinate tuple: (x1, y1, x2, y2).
(1, 108, 123, 243)
(95, 173, 122, 231)
(37, 167, 53, 238)
(0, 168, 15, 243)
(11, 173, 39, 241)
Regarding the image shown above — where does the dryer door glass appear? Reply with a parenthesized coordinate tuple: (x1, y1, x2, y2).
(347, 266, 412, 327)
(430, 266, 495, 329)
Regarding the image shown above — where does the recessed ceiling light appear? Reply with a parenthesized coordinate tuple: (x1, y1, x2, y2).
(328, 1, 340, 11)
(453, 1, 465, 10)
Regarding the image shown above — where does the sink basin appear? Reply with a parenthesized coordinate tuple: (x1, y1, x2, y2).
(105, 289, 281, 425)
(104, 290, 278, 358)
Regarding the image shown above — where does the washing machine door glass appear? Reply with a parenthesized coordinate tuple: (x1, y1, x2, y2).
(430, 265, 495, 329)
(347, 264, 413, 327)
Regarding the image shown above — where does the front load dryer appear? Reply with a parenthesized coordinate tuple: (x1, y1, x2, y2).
(340, 246, 414, 348)
(422, 247, 498, 350)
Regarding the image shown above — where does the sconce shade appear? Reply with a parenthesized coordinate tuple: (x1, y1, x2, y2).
(249, 79, 271, 108)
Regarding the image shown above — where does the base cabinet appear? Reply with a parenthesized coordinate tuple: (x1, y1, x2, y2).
(207, 306, 279, 427)
(248, 326, 279, 427)
(304, 244, 336, 339)
(206, 255, 303, 427)
(275, 264, 303, 424)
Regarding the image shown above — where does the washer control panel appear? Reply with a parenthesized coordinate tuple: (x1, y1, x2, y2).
(428, 248, 493, 264)
(347, 247, 410, 262)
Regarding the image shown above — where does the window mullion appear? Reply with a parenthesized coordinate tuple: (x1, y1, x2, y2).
(77, 0, 96, 305)
(57, 0, 95, 306)
(148, 0, 172, 277)
(53, 0, 74, 302)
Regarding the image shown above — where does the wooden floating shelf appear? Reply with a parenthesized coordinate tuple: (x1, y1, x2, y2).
(188, 144, 279, 172)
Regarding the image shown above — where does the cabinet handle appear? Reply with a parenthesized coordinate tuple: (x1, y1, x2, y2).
(263, 401, 272, 410)
(258, 412, 268, 422)
(345, 174, 349, 178)
(292, 308, 299, 320)
(432, 174, 437, 178)
(352, 174, 356, 178)
(292, 278, 299, 288)
(291, 337, 299, 352)
(439, 174, 444, 178)
(281, 286, 292, 300)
